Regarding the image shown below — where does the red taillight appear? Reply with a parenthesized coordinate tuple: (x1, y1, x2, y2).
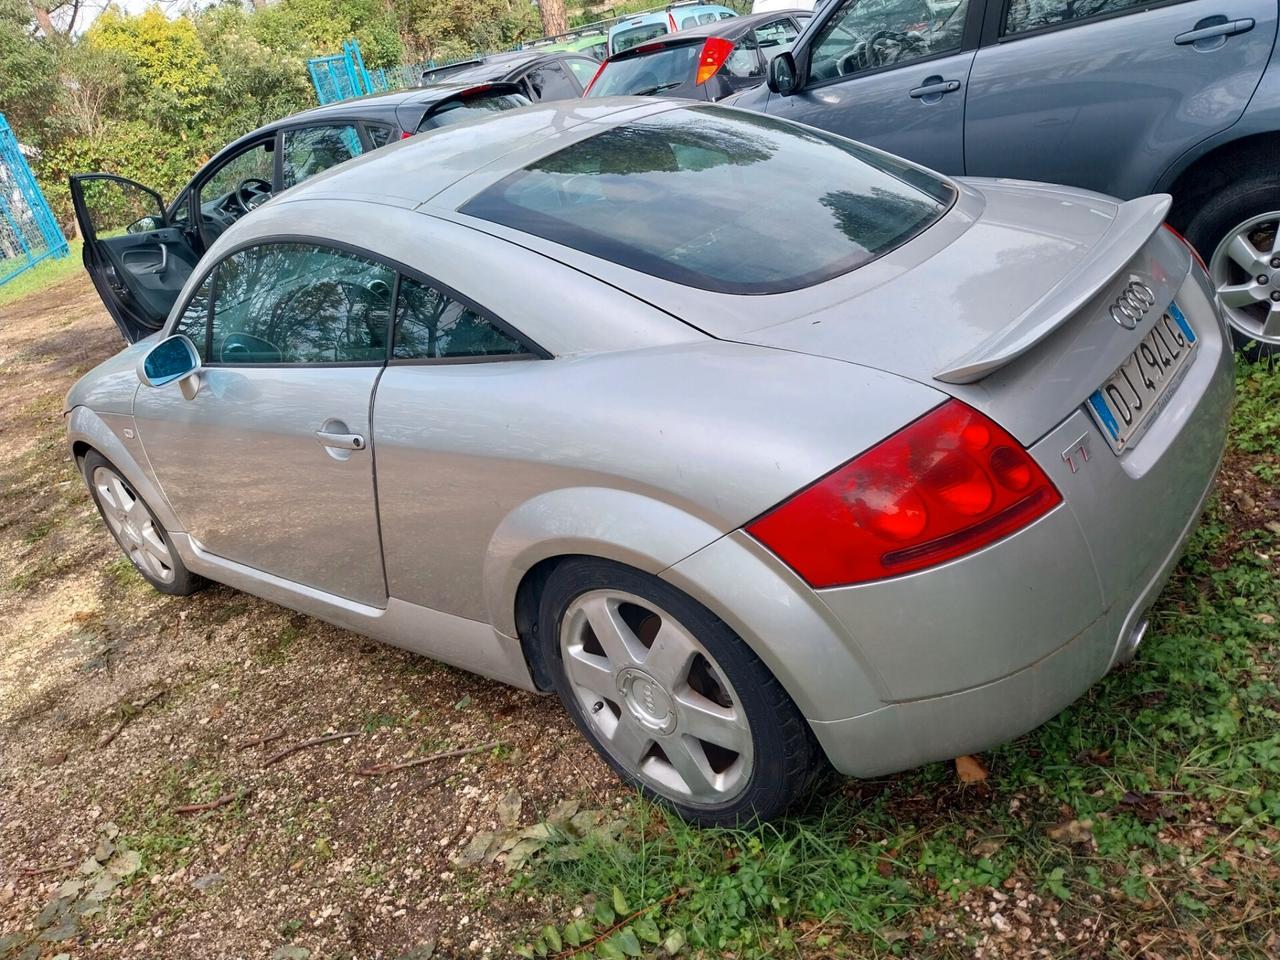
(695, 37, 734, 85)
(400, 130, 413, 139)
(583, 58, 609, 96)
(746, 400, 1062, 588)
(1163, 223, 1207, 272)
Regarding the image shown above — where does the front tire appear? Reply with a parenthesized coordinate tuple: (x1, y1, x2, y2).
(1182, 177, 1280, 361)
(82, 450, 204, 596)
(536, 558, 823, 826)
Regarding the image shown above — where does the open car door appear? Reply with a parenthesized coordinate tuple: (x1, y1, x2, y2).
(70, 174, 198, 343)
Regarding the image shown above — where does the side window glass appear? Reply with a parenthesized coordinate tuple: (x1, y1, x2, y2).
(756, 18, 800, 53)
(281, 125, 363, 189)
(209, 243, 394, 364)
(365, 123, 394, 148)
(199, 142, 274, 205)
(1005, 0, 1146, 34)
(717, 11, 734, 19)
(172, 273, 215, 360)
(566, 57, 600, 86)
(393, 277, 526, 360)
(725, 36, 764, 80)
(77, 178, 164, 238)
(808, 0, 969, 83)
(681, 15, 699, 26)
(525, 62, 579, 101)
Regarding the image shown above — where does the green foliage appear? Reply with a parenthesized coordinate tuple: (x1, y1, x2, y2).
(396, 0, 540, 63)
(503, 358, 1280, 956)
(0, 0, 59, 138)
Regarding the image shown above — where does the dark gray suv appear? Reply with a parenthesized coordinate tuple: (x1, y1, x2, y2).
(732, 0, 1280, 354)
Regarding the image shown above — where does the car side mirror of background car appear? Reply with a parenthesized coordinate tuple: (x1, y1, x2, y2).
(767, 52, 799, 96)
(137, 334, 202, 400)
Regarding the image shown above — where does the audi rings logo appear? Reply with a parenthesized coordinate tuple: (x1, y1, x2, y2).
(1109, 280, 1157, 330)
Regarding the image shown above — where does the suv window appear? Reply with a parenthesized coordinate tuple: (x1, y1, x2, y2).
(200, 140, 274, 205)
(461, 105, 954, 294)
(1005, 0, 1146, 34)
(524, 61, 579, 100)
(392, 277, 526, 359)
(755, 17, 800, 53)
(808, 0, 969, 82)
(724, 36, 764, 81)
(206, 243, 394, 364)
(280, 125, 364, 189)
(565, 57, 600, 86)
(365, 123, 394, 147)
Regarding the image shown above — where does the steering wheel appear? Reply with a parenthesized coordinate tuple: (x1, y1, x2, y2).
(863, 30, 924, 67)
(234, 177, 273, 214)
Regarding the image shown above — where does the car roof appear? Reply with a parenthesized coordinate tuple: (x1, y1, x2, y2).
(270, 98, 678, 211)
(423, 51, 549, 85)
(667, 8, 806, 38)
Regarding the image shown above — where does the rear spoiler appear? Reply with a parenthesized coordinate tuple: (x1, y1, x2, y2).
(933, 193, 1173, 385)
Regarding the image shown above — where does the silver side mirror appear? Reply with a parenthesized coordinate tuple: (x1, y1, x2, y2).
(137, 334, 202, 400)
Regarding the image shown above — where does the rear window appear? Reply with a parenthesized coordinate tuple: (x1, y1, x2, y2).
(587, 44, 700, 97)
(613, 23, 669, 52)
(459, 106, 954, 294)
(418, 92, 530, 132)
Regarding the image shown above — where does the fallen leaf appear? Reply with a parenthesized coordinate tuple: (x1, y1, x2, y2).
(1046, 819, 1094, 845)
(455, 831, 498, 867)
(546, 799, 580, 827)
(955, 754, 988, 783)
(1117, 790, 1172, 824)
(272, 948, 310, 960)
(971, 835, 1006, 858)
(496, 788, 522, 827)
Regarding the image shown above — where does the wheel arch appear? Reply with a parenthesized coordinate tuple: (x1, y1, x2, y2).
(65, 405, 183, 535)
(1162, 131, 1280, 231)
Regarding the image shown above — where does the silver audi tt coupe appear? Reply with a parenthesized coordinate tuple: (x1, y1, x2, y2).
(65, 99, 1234, 825)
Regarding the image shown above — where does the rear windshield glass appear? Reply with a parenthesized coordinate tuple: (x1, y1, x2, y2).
(418, 92, 530, 132)
(613, 23, 669, 52)
(588, 44, 699, 97)
(460, 106, 955, 294)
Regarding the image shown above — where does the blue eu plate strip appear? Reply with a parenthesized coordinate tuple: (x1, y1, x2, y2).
(1088, 391, 1120, 440)
(1168, 301, 1196, 343)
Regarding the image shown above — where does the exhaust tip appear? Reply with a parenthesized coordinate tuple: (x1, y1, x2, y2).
(1114, 616, 1149, 667)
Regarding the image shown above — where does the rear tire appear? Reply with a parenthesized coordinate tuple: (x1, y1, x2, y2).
(535, 558, 823, 826)
(1182, 177, 1280, 362)
(82, 450, 204, 596)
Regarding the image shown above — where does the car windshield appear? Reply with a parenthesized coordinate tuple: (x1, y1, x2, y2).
(613, 22, 669, 52)
(460, 106, 954, 294)
(419, 92, 531, 132)
(587, 44, 700, 97)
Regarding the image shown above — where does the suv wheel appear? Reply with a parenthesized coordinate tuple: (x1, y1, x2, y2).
(1183, 178, 1280, 360)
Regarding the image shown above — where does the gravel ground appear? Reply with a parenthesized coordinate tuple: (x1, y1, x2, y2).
(0, 276, 627, 958)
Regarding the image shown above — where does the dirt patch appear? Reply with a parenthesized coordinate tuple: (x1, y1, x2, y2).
(0, 277, 625, 958)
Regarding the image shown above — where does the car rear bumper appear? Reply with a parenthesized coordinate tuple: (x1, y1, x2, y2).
(663, 267, 1233, 778)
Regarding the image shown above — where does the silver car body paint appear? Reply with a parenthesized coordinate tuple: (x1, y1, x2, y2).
(65, 99, 1234, 775)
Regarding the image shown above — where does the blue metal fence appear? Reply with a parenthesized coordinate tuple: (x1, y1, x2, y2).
(307, 39, 490, 105)
(0, 113, 69, 288)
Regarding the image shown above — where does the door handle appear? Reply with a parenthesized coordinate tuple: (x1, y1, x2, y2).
(909, 79, 961, 99)
(314, 430, 365, 450)
(1175, 17, 1254, 45)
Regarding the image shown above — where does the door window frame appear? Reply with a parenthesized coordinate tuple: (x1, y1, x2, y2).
(165, 234, 550, 370)
(794, 0, 988, 92)
(984, 0, 1195, 44)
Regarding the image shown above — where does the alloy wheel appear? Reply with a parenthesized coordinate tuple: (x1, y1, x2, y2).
(1209, 212, 1280, 345)
(92, 466, 175, 584)
(559, 589, 753, 806)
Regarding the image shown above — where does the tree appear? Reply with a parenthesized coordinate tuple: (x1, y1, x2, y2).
(537, 0, 567, 38)
(0, 0, 59, 141)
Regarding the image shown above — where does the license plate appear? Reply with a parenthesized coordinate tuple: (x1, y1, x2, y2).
(1086, 302, 1197, 453)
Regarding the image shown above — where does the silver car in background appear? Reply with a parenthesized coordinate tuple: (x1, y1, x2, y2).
(65, 100, 1233, 825)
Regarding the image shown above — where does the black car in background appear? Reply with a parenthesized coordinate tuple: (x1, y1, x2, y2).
(420, 50, 603, 100)
(70, 82, 529, 343)
(585, 10, 810, 101)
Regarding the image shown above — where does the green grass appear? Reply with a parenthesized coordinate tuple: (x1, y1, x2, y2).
(507, 357, 1280, 959)
(0, 239, 83, 307)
